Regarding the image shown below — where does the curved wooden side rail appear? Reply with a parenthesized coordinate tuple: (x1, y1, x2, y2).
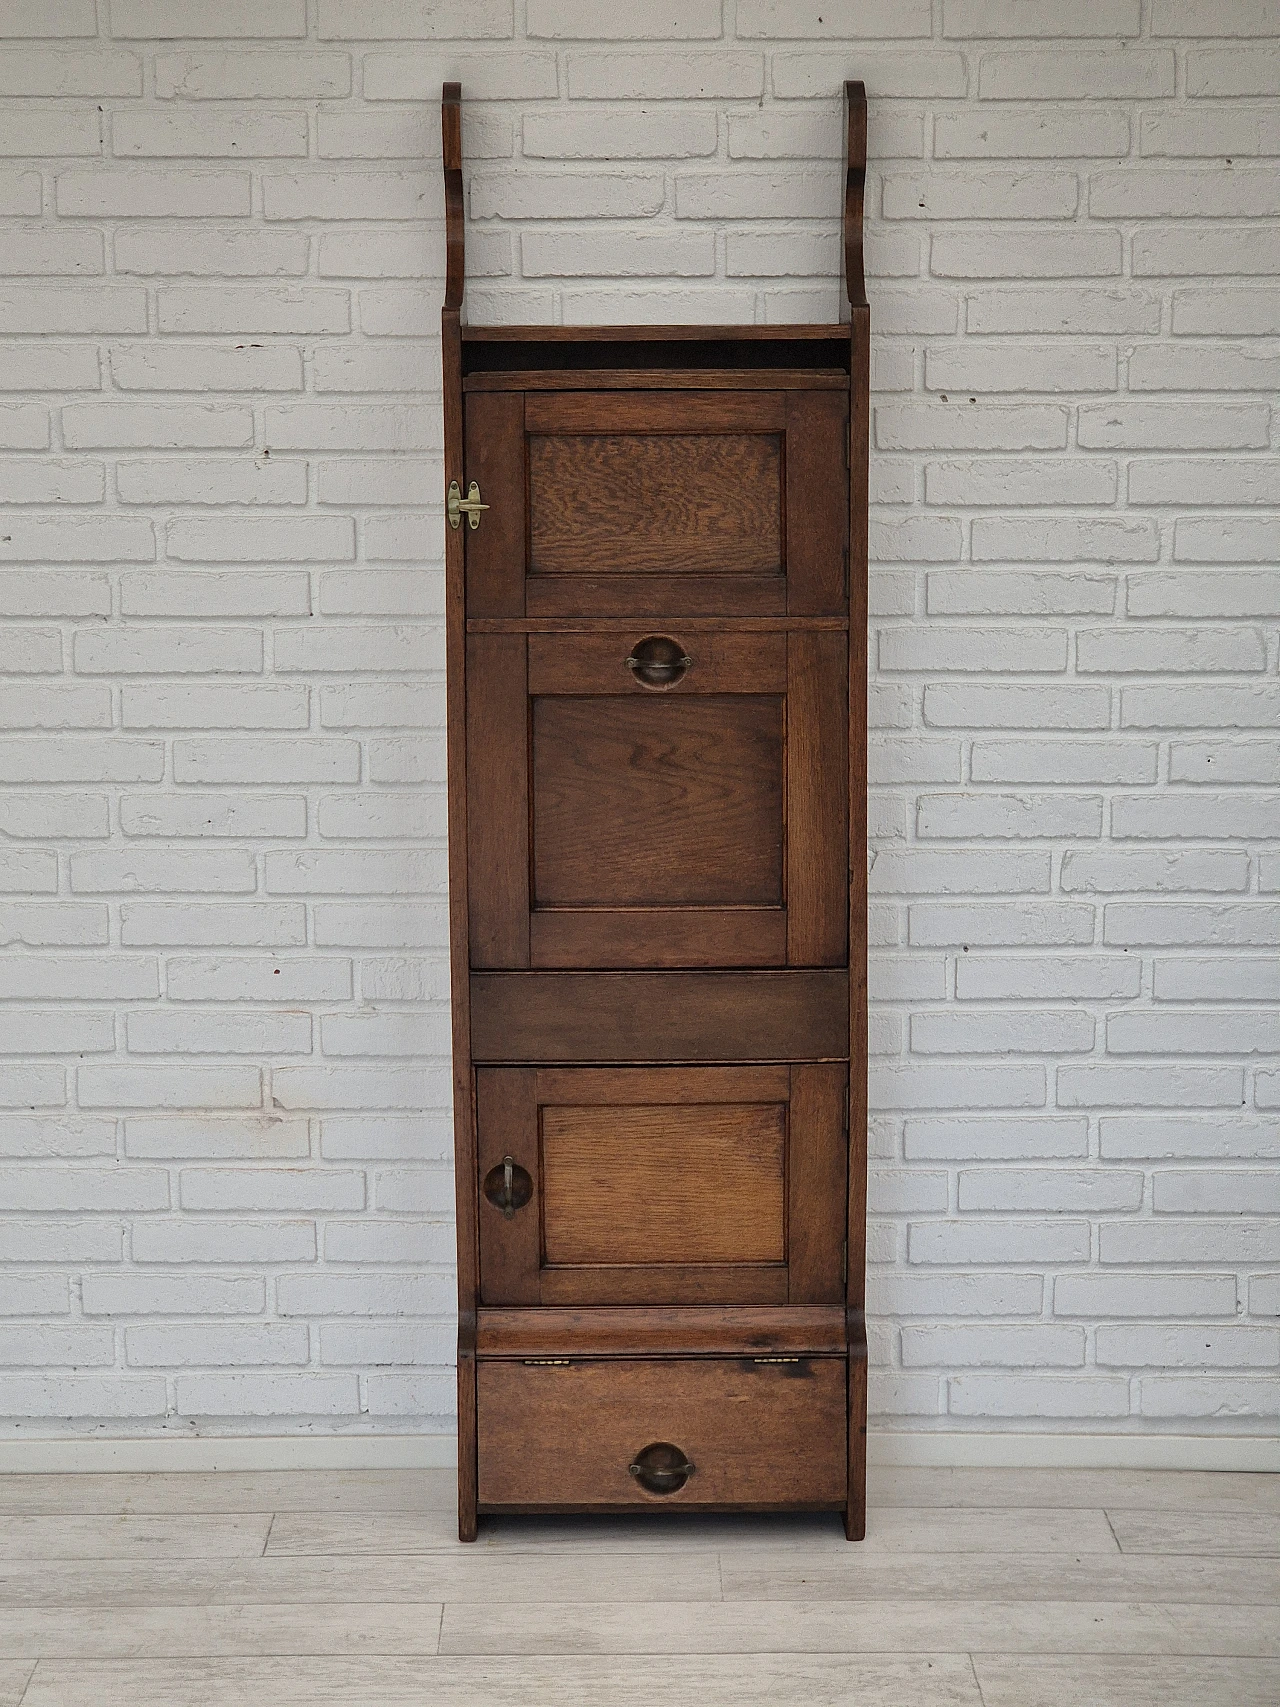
(443, 80, 464, 312)
(843, 79, 867, 312)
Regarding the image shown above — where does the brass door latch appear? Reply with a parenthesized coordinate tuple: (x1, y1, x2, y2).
(447, 479, 488, 530)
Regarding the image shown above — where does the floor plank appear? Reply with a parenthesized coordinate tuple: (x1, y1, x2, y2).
(0, 1514, 271, 1562)
(439, 1596, 1280, 1657)
(0, 1662, 33, 1707)
(1109, 1509, 1280, 1557)
(17, 1653, 983, 1707)
(975, 1655, 1280, 1707)
(0, 1550, 723, 1607)
(720, 1549, 1280, 1606)
(0, 1470, 454, 1518)
(0, 1604, 443, 1659)
(265, 1504, 1117, 1557)
(870, 1467, 1280, 1514)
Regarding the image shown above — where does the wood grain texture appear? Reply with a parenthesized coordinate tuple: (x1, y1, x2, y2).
(786, 1064, 846, 1304)
(784, 390, 849, 617)
(476, 1358, 846, 1511)
(529, 906, 787, 970)
(466, 368, 848, 391)
(1109, 1509, 1280, 1557)
(0, 1604, 444, 1659)
(526, 573, 786, 618)
(16, 1654, 983, 1707)
(475, 1069, 539, 1308)
(465, 633, 529, 969)
(531, 696, 784, 908)
(463, 388, 525, 619)
(476, 1305, 845, 1358)
(541, 1101, 787, 1267)
(973, 1656, 1280, 1707)
(0, 1662, 32, 1707)
(0, 1516, 270, 1561)
(442, 82, 463, 312)
(786, 629, 849, 965)
(529, 431, 783, 578)
(470, 970, 849, 1063)
(526, 629, 787, 696)
(844, 80, 867, 312)
(525, 391, 786, 433)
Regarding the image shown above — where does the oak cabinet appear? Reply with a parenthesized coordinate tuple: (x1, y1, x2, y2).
(441, 82, 869, 1539)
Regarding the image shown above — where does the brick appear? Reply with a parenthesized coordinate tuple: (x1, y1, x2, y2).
(910, 1219, 1089, 1265)
(157, 287, 349, 335)
(1250, 1276, 1280, 1316)
(0, 1165, 166, 1212)
(64, 402, 251, 450)
(363, 52, 555, 103)
(0, 107, 98, 155)
(113, 109, 308, 159)
(1062, 850, 1248, 893)
(925, 684, 1111, 730)
(967, 289, 1160, 336)
(110, 0, 306, 35)
(319, 572, 440, 618)
(266, 850, 438, 896)
(1137, 228, 1280, 277)
(127, 1324, 309, 1367)
(1114, 793, 1280, 841)
(935, 106, 1129, 157)
(264, 405, 438, 451)
(1153, 959, 1280, 1002)
(886, 171, 1078, 221)
(0, 1375, 166, 1419)
(566, 51, 762, 100)
(133, 1219, 314, 1264)
(1106, 903, 1280, 946)
(867, 1271, 1043, 1317)
(1154, 0, 1280, 32)
(773, 51, 967, 100)
(167, 516, 353, 563)
(129, 1009, 311, 1056)
(1140, 1377, 1280, 1420)
(1079, 627, 1265, 675)
(357, 959, 450, 1003)
(318, 0, 510, 36)
(1102, 1220, 1280, 1265)
(905, 1324, 1084, 1369)
(262, 172, 433, 223)
(0, 794, 108, 840)
(0, 904, 105, 946)
(119, 904, 305, 947)
(356, 288, 461, 337)
(869, 516, 962, 563)
(0, 573, 107, 618)
(316, 459, 439, 507)
(979, 50, 1173, 100)
(275, 624, 441, 674)
(1, 1225, 118, 1268)
(880, 627, 1067, 673)
(75, 626, 262, 675)
(930, 228, 1120, 278)
(918, 794, 1102, 840)
(877, 404, 1068, 452)
(115, 225, 309, 276)
(175, 1372, 358, 1417)
(523, 105, 713, 163)
(1174, 521, 1280, 565)
(911, 902, 1095, 948)
(81, 1275, 264, 1314)
(0, 1009, 111, 1053)
(57, 170, 249, 218)
(523, 230, 713, 278)
(0, 457, 103, 504)
(155, 52, 350, 100)
(316, 796, 444, 839)
(1172, 289, 1280, 335)
(0, 955, 156, 1000)
(971, 739, 1151, 784)
(973, 516, 1157, 563)
(0, 2, 96, 36)
(1058, 1063, 1244, 1108)
(319, 1320, 451, 1363)
(1153, 1170, 1280, 1214)
(950, 1375, 1129, 1418)
(320, 1012, 450, 1059)
(960, 1167, 1144, 1213)
(927, 342, 1116, 393)
(1129, 342, 1280, 391)
(0, 346, 98, 391)
(0, 284, 145, 337)
(1081, 402, 1271, 451)
(913, 1010, 1094, 1055)
(124, 571, 310, 617)
(0, 225, 102, 276)
(122, 683, 309, 730)
(320, 684, 436, 729)
(0, 1276, 68, 1313)
(1141, 106, 1280, 158)
(110, 343, 303, 391)
(271, 1065, 450, 1109)
(173, 740, 357, 784)
(1092, 168, 1280, 219)
(275, 1272, 451, 1316)
(870, 1061, 1044, 1111)
(318, 108, 512, 164)
(1056, 1272, 1238, 1317)
(71, 850, 254, 895)
(125, 1116, 310, 1159)
(1130, 459, 1280, 507)
(0, 1117, 115, 1159)
(905, 1117, 1087, 1161)
(179, 1167, 361, 1213)
(0, 51, 141, 98)
(1122, 685, 1280, 730)
(321, 1113, 450, 1161)
(166, 958, 352, 1004)
(926, 458, 1116, 506)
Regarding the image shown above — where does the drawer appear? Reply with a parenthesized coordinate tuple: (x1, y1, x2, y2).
(466, 625, 848, 971)
(476, 1355, 847, 1512)
(477, 1064, 846, 1308)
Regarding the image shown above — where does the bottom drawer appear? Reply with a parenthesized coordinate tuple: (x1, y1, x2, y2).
(477, 1356, 847, 1512)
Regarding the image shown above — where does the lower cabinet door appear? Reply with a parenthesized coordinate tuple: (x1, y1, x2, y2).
(477, 1356, 847, 1511)
(477, 1063, 847, 1307)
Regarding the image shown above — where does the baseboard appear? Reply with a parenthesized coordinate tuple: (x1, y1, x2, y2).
(0, 1430, 1275, 1475)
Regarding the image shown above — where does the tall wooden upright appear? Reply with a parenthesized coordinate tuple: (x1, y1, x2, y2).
(442, 82, 869, 1540)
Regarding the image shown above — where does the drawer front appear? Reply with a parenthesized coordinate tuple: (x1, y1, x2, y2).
(466, 626, 848, 971)
(477, 1356, 847, 1511)
(477, 1064, 846, 1308)
(464, 389, 848, 621)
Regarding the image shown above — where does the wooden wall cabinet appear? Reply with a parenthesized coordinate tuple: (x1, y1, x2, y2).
(441, 83, 869, 1540)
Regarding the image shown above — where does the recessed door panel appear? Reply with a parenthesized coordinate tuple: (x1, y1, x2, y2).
(477, 1064, 846, 1307)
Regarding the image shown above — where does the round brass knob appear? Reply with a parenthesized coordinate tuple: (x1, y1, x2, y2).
(628, 1441, 696, 1495)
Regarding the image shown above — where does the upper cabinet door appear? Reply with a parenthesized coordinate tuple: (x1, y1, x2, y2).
(464, 389, 849, 620)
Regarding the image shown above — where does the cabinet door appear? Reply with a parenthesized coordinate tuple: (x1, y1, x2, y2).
(476, 1064, 846, 1307)
(464, 389, 848, 620)
(467, 627, 847, 970)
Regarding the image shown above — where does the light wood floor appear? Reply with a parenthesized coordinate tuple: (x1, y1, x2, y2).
(0, 1465, 1276, 1705)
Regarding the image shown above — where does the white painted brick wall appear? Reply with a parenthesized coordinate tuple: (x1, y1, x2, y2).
(0, 0, 1276, 1443)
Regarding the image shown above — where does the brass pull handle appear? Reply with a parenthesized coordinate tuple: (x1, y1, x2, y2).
(626, 635, 692, 689)
(447, 479, 489, 530)
(628, 1441, 696, 1495)
(482, 1154, 532, 1220)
